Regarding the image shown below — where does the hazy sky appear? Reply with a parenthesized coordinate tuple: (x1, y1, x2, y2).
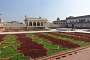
(0, 0, 90, 22)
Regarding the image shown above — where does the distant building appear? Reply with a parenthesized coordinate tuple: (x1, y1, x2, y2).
(47, 22, 59, 28)
(24, 16, 48, 30)
(53, 18, 67, 28)
(66, 15, 90, 28)
(3, 21, 26, 31)
(0, 15, 90, 32)
(0, 18, 5, 31)
(0, 23, 5, 32)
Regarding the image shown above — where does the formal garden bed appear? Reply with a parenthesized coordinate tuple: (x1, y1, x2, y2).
(0, 32, 90, 60)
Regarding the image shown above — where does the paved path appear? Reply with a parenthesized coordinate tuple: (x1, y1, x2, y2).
(0, 29, 58, 34)
(0, 29, 90, 34)
(59, 47, 90, 60)
(0, 31, 54, 34)
(36, 46, 90, 60)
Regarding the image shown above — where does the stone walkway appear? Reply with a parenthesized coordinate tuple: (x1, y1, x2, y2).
(0, 29, 89, 34)
(35, 46, 90, 60)
(0, 31, 53, 34)
(59, 47, 90, 60)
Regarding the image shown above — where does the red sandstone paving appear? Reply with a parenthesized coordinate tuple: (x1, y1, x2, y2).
(59, 47, 90, 60)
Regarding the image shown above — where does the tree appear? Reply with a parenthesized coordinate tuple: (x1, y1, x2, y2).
(39, 16, 41, 19)
(57, 17, 60, 21)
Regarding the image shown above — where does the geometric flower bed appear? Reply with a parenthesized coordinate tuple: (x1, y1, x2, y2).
(0, 32, 90, 60)
(16, 34, 47, 58)
(36, 33, 80, 49)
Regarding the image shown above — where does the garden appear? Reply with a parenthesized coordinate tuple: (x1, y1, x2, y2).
(0, 32, 90, 60)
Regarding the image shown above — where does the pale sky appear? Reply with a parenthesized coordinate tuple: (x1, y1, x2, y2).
(0, 0, 90, 22)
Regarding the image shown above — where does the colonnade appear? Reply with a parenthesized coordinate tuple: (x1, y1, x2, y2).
(27, 21, 46, 27)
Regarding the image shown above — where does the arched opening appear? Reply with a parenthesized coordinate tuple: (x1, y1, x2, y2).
(41, 22, 43, 26)
(37, 22, 40, 26)
(33, 22, 36, 26)
(29, 22, 32, 26)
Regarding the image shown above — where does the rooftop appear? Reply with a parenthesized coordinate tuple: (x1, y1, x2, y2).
(24, 16, 47, 21)
(66, 15, 90, 20)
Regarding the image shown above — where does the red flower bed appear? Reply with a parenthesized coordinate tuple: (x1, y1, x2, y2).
(60, 32, 90, 42)
(71, 32, 90, 38)
(36, 33, 80, 49)
(0, 34, 5, 42)
(48, 32, 62, 36)
(50, 32, 90, 39)
(15, 34, 47, 58)
(61, 32, 90, 37)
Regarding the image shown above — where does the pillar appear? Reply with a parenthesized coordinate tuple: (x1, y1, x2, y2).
(36, 21, 37, 27)
(32, 21, 33, 27)
(27, 21, 29, 26)
(40, 22, 42, 26)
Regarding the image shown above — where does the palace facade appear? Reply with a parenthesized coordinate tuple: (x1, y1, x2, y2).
(0, 16, 49, 32)
(53, 20, 67, 28)
(66, 15, 90, 28)
(3, 21, 26, 31)
(24, 16, 48, 30)
(52, 15, 90, 29)
(0, 15, 90, 32)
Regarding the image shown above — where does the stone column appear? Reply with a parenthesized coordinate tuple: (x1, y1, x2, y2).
(26, 21, 29, 30)
(40, 22, 42, 27)
(32, 21, 33, 27)
(28, 21, 29, 26)
(36, 21, 37, 27)
(43, 22, 45, 27)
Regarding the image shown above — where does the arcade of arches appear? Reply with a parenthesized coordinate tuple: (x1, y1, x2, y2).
(25, 21, 47, 30)
(26, 21, 45, 26)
